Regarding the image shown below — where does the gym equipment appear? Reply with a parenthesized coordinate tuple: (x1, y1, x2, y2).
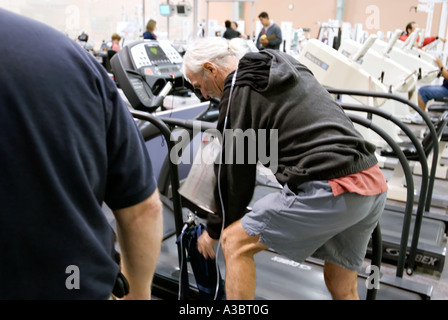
(338, 35, 419, 110)
(344, 102, 446, 274)
(297, 38, 387, 105)
(126, 109, 433, 300)
(297, 38, 404, 147)
(328, 88, 447, 274)
(395, 28, 442, 66)
(111, 39, 191, 112)
(369, 30, 439, 84)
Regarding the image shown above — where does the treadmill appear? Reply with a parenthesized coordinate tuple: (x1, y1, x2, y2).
(328, 88, 447, 275)
(130, 109, 432, 300)
(109, 40, 433, 299)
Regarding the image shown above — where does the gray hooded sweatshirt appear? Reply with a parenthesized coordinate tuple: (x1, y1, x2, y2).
(207, 49, 378, 239)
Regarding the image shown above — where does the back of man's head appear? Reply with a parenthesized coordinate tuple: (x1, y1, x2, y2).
(258, 11, 269, 19)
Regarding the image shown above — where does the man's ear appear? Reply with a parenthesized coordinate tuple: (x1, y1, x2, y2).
(202, 62, 216, 75)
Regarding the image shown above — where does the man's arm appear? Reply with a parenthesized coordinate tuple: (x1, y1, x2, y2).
(256, 30, 264, 49)
(269, 25, 283, 47)
(435, 57, 448, 80)
(113, 189, 163, 300)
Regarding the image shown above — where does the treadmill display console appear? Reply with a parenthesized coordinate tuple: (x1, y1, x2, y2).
(130, 40, 183, 69)
(111, 40, 188, 112)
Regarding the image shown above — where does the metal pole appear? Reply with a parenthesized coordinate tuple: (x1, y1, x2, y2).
(142, 0, 146, 34)
(439, 0, 448, 56)
(205, 1, 209, 37)
(167, 0, 170, 40)
(193, 0, 198, 39)
(250, 1, 255, 40)
(425, 0, 434, 38)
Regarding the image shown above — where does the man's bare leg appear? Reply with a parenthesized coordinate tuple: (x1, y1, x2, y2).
(221, 220, 268, 300)
(323, 261, 359, 300)
(222, 221, 360, 300)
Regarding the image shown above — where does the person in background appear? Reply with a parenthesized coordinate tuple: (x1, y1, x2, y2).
(143, 19, 157, 40)
(0, 8, 163, 300)
(255, 11, 282, 50)
(418, 57, 448, 111)
(111, 33, 122, 51)
(232, 21, 248, 39)
(182, 37, 387, 300)
(399, 21, 446, 48)
(223, 20, 241, 40)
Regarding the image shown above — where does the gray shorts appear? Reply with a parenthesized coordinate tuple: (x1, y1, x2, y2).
(241, 180, 387, 272)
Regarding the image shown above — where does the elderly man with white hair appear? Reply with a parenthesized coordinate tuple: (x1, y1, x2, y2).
(182, 37, 388, 300)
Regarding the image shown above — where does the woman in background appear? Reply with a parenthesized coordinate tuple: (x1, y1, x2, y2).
(111, 33, 121, 51)
(143, 19, 157, 40)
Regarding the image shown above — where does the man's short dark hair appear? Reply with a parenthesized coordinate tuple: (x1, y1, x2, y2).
(225, 20, 231, 28)
(258, 11, 269, 19)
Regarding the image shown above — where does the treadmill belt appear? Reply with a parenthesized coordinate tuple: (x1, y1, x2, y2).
(153, 235, 425, 300)
(380, 209, 445, 246)
(153, 177, 432, 300)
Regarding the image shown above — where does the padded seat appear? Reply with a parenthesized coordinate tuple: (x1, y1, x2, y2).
(428, 104, 448, 113)
(434, 96, 448, 103)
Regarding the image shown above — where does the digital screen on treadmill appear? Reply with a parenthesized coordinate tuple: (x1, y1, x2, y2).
(145, 45, 167, 61)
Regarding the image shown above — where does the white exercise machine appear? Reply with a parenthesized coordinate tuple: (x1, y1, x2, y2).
(338, 34, 419, 119)
(296, 38, 403, 148)
(370, 30, 440, 84)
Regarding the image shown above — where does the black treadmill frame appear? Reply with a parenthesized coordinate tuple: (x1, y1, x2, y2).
(327, 88, 445, 275)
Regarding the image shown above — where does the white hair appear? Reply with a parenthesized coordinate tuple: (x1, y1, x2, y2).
(182, 37, 250, 81)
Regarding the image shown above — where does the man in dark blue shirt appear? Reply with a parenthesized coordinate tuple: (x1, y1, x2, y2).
(0, 9, 162, 299)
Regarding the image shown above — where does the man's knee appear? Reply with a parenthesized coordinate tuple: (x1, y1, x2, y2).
(221, 221, 265, 260)
(221, 221, 246, 256)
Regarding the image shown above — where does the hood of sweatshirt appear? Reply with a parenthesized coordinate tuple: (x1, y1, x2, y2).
(224, 49, 306, 93)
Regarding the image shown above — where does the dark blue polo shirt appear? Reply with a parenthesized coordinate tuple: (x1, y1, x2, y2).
(0, 9, 157, 299)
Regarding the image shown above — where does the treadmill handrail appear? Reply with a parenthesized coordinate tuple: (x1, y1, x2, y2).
(341, 102, 430, 276)
(347, 114, 415, 280)
(154, 117, 217, 197)
(326, 88, 438, 212)
(129, 109, 188, 299)
(159, 117, 217, 132)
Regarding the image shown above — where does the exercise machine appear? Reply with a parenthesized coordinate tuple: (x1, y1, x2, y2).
(338, 35, 419, 113)
(395, 28, 443, 66)
(132, 110, 432, 300)
(297, 38, 404, 148)
(111, 39, 194, 113)
(328, 88, 447, 274)
(370, 30, 439, 84)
